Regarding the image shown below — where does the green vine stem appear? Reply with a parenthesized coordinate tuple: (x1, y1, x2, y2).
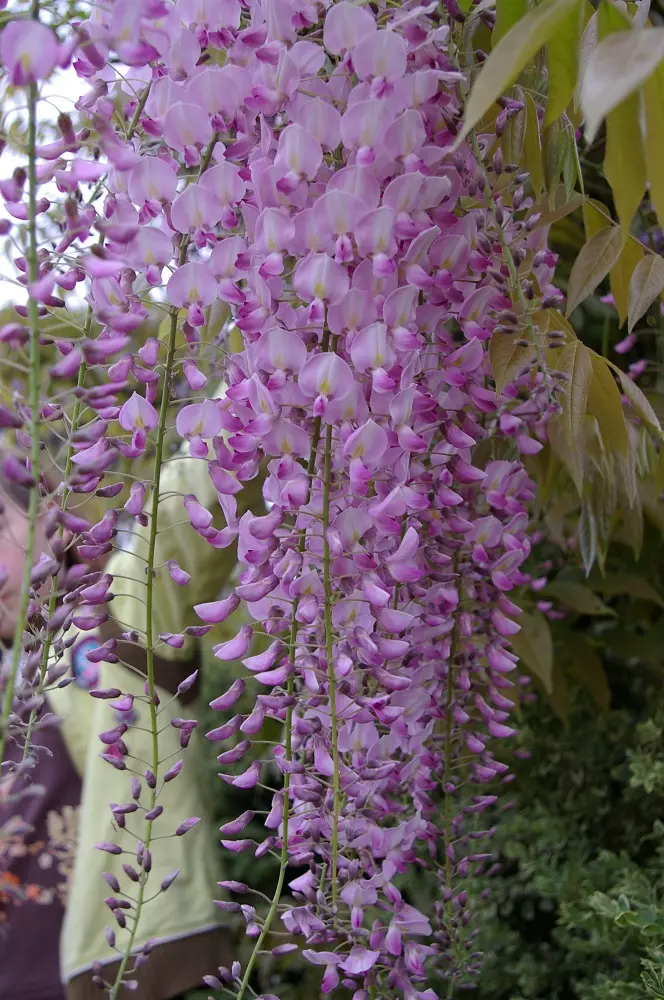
(0, 0, 43, 768)
(235, 365, 331, 1000)
(108, 133, 218, 998)
(19, 86, 152, 764)
(322, 420, 340, 906)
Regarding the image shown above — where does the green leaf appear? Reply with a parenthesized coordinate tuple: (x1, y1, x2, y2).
(502, 86, 527, 166)
(580, 28, 664, 143)
(545, 0, 584, 126)
(544, 580, 615, 615)
(509, 610, 554, 693)
(627, 253, 664, 333)
(455, 0, 584, 148)
(643, 62, 664, 228)
(489, 331, 537, 393)
(603, 84, 648, 233)
(532, 188, 584, 229)
(565, 635, 610, 712)
(608, 361, 664, 440)
(592, 572, 664, 608)
(556, 340, 593, 490)
(581, 198, 647, 324)
(542, 118, 564, 205)
(493, 0, 528, 44)
(566, 225, 624, 316)
(524, 92, 544, 196)
(587, 350, 631, 458)
(610, 232, 646, 327)
(579, 497, 598, 575)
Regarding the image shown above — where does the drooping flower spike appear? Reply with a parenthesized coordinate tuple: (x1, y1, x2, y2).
(0, 0, 572, 997)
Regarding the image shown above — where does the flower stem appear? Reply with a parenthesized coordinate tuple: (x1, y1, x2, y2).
(0, 48, 42, 766)
(235, 386, 329, 1000)
(322, 420, 340, 906)
(19, 88, 151, 764)
(109, 133, 218, 998)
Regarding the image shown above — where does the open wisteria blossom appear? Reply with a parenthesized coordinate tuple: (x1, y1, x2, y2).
(0, 0, 574, 997)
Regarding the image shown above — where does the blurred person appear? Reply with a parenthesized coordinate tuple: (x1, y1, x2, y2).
(0, 442, 259, 1000)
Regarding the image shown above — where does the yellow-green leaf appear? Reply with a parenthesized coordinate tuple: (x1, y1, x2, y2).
(604, 88, 647, 233)
(489, 331, 537, 393)
(502, 86, 527, 166)
(455, 0, 584, 148)
(524, 92, 545, 196)
(556, 340, 593, 488)
(510, 610, 554, 693)
(610, 232, 645, 327)
(545, 0, 584, 126)
(566, 225, 624, 315)
(580, 28, 664, 142)
(608, 361, 664, 439)
(587, 350, 631, 458)
(578, 496, 597, 575)
(627, 254, 664, 332)
(643, 61, 664, 227)
(544, 308, 578, 341)
(532, 188, 584, 229)
(542, 119, 564, 205)
(544, 580, 615, 615)
(493, 0, 528, 43)
(582, 199, 647, 323)
(592, 572, 664, 608)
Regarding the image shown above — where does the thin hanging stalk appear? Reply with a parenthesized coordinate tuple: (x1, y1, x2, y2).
(108, 132, 218, 998)
(0, 0, 43, 767)
(19, 85, 152, 763)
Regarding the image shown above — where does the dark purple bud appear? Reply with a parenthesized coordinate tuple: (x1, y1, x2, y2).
(209, 678, 245, 712)
(100, 754, 126, 771)
(60, 511, 91, 534)
(142, 849, 152, 873)
(90, 688, 122, 700)
(0, 404, 22, 429)
(163, 760, 183, 782)
(103, 871, 120, 893)
(96, 842, 123, 855)
(203, 976, 224, 989)
(218, 880, 249, 893)
(177, 670, 199, 695)
(175, 816, 201, 836)
(111, 802, 137, 816)
(99, 724, 128, 745)
(145, 805, 163, 821)
(122, 864, 140, 883)
(161, 869, 180, 891)
(206, 716, 241, 741)
(47, 605, 72, 634)
(3, 454, 35, 488)
(97, 482, 125, 499)
(144, 769, 157, 789)
(130, 778, 141, 800)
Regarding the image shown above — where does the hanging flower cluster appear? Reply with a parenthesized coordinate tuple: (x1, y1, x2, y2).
(0, 0, 568, 997)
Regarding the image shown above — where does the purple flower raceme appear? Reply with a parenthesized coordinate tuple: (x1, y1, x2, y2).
(0, 0, 576, 997)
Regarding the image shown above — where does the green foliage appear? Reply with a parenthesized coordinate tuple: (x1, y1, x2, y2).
(447, 646, 664, 1000)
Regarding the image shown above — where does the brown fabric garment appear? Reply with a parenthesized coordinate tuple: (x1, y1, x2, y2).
(0, 708, 82, 1000)
(66, 925, 232, 1000)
